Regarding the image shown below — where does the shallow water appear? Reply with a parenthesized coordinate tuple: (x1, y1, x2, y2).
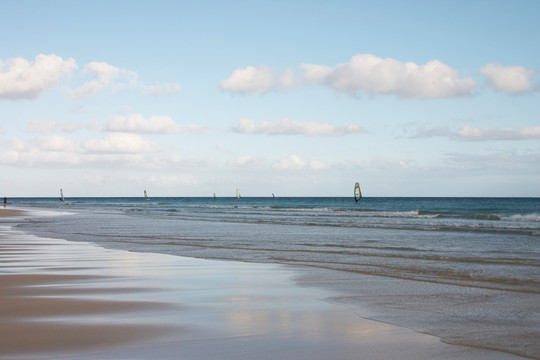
(12, 197, 540, 358)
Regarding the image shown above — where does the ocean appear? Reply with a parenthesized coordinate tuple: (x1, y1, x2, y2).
(10, 196, 540, 358)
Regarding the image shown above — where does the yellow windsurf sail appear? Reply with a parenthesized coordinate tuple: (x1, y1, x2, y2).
(354, 182, 362, 202)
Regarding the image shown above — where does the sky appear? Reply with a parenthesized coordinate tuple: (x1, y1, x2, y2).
(1, 0, 539, 197)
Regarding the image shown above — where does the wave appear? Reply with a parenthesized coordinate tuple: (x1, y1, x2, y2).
(186, 205, 539, 224)
(434, 213, 501, 221)
(118, 204, 540, 236)
(504, 213, 540, 223)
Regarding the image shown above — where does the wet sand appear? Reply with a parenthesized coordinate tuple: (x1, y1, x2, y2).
(0, 210, 528, 359)
(0, 208, 24, 217)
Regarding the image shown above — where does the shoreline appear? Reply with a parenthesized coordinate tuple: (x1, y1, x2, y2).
(1, 209, 530, 359)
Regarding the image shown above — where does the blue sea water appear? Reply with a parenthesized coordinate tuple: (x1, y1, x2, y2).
(9, 196, 540, 358)
(12, 196, 540, 289)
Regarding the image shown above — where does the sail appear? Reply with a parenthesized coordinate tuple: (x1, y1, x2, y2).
(60, 188, 64, 202)
(236, 188, 240, 199)
(354, 182, 362, 203)
(144, 190, 148, 200)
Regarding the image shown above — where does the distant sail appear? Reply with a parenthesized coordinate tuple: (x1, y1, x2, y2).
(354, 182, 362, 203)
(144, 190, 149, 200)
(236, 188, 241, 200)
(60, 188, 65, 202)
(272, 193, 275, 199)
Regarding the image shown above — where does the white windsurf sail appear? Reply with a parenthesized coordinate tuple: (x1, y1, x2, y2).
(60, 188, 65, 202)
(236, 188, 241, 199)
(144, 190, 148, 200)
(354, 182, 362, 203)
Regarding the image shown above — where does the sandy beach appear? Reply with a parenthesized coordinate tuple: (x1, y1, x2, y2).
(0, 209, 529, 359)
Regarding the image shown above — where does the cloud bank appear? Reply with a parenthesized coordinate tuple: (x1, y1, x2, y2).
(107, 114, 206, 134)
(414, 125, 540, 141)
(30, 133, 161, 154)
(83, 133, 161, 154)
(233, 118, 364, 136)
(0, 133, 161, 168)
(220, 54, 479, 98)
(4, 54, 535, 101)
(26, 114, 205, 135)
(220, 55, 537, 99)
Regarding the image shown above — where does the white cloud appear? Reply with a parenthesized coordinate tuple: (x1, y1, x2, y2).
(5, 133, 160, 156)
(414, 125, 540, 141)
(0, 55, 180, 100)
(220, 54, 477, 98)
(0, 137, 81, 165)
(27, 120, 102, 133)
(0, 148, 82, 166)
(219, 65, 297, 94)
(26, 115, 204, 135)
(33, 136, 79, 152)
(0, 147, 160, 168)
(68, 61, 181, 98)
(0, 54, 77, 100)
(480, 63, 536, 94)
(299, 64, 333, 83)
(233, 118, 364, 136)
(456, 125, 540, 140)
(70, 61, 130, 98)
(107, 113, 206, 134)
(83, 133, 161, 153)
(300, 54, 477, 98)
(0, 138, 27, 152)
(0, 136, 216, 170)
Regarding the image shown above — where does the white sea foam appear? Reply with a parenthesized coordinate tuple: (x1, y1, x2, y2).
(504, 213, 540, 222)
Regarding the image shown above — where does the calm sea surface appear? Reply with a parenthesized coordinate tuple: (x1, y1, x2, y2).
(11, 197, 540, 358)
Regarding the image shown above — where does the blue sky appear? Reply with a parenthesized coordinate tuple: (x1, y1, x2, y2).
(1, 0, 539, 197)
